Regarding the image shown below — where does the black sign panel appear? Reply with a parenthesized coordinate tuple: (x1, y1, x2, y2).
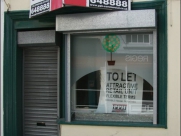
(89, 0, 129, 10)
(30, 0, 50, 17)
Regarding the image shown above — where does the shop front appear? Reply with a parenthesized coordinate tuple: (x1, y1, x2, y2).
(3, 0, 175, 136)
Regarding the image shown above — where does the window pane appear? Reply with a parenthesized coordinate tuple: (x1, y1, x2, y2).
(71, 33, 154, 122)
(132, 34, 137, 42)
(138, 34, 143, 42)
(144, 35, 149, 43)
(126, 34, 131, 43)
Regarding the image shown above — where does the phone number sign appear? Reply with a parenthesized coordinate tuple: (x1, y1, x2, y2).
(30, 0, 50, 17)
(30, 0, 130, 18)
(89, 0, 129, 10)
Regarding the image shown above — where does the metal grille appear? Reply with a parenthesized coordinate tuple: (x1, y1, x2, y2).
(23, 46, 59, 136)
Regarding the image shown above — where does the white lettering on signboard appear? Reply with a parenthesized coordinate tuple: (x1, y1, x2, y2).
(88, 0, 129, 10)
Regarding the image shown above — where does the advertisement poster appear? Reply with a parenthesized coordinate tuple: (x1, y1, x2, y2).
(96, 68, 143, 114)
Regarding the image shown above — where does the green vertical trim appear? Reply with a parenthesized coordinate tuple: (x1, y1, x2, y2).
(4, 12, 15, 136)
(12, 29, 17, 136)
(16, 47, 23, 136)
(4, 13, 24, 136)
(157, 1, 167, 126)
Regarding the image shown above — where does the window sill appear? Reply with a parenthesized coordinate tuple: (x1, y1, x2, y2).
(57, 119, 167, 128)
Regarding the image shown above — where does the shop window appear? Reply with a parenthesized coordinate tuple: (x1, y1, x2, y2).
(70, 32, 156, 123)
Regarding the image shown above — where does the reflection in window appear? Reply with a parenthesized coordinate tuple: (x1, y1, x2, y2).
(126, 34, 150, 44)
(71, 33, 155, 122)
(76, 71, 100, 109)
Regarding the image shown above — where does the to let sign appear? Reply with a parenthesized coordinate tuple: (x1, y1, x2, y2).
(30, 0, 51, 17)
(88, 0, 129, 10)
(30, 0, 131, 18)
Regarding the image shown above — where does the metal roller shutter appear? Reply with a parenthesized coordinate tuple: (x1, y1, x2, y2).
(23, 46, 59, 136)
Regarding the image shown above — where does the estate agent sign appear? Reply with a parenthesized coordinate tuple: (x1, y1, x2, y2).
(30, 0, 131, 18)
(96, 68, 144, 114)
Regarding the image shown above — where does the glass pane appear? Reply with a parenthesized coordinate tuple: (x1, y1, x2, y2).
(144, 35, 149, 43)
(71, 33, 154, 122)
(126, 34, 131, 43)
(138, 34, 143, 42)
(132, 34, 137, 42)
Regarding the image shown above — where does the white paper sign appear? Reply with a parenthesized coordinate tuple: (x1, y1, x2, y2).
(96, 68, 143, 114)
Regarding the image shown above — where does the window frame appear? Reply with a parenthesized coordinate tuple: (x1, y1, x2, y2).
(64, 29, 157, 124)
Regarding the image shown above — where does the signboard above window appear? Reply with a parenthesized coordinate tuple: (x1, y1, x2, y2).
(30, 0, 131, 18)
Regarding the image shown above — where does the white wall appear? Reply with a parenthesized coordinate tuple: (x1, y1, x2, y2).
(4, 0, 29, 11)
(167, 0, 180, 136)
(2, 0, 180, 136)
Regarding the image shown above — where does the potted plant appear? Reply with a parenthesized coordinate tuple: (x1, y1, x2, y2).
(102, 35, 120, 65)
